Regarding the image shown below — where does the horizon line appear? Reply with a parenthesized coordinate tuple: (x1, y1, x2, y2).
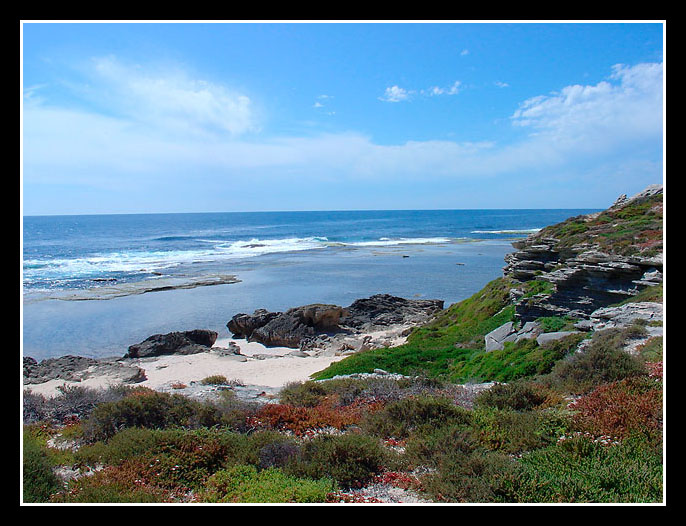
(21, 206, 604, 218)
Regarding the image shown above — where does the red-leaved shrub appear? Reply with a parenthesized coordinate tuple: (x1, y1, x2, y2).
(570, 377, 662, 440)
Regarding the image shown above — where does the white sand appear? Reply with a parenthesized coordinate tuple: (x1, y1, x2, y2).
(24, 338, 346, 398)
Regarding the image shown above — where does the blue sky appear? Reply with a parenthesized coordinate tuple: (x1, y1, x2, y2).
(21, 22, 664, 215)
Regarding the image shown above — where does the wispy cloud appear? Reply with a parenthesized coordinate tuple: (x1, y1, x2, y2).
(494, 81, 509, 88)
(379, 85, 412, 102)
(79, 56, 259, 138)
(423, 81, 461, 96)
(460, 49, 469, 56)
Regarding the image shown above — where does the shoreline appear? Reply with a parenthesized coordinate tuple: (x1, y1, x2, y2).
(22, 295, 430, 400)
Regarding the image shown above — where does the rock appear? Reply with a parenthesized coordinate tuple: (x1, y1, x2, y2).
(125, 329, 218, 359)
(514, 321, 542, 342)
(536, 331, 581, 346)
(227, 294, 444, 350)
(484, 322, 517, 352)
(343, 294, 444, 329)
(587, 302, 663, 331)
(212, 341, 243, 356)
(23, 355, 146, 385)
(249, 304, 346, 348)
(227, 309, 282, 338)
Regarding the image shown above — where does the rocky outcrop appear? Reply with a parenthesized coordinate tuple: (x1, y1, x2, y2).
(227, 295, 444, 349)
(23, 355, 146, 385)
(343, 295, 444, 331)
(124, 329, 218, 359)
(503, 185, 663, 322)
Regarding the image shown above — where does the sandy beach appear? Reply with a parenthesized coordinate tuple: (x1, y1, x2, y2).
(24, 337, 351, 398)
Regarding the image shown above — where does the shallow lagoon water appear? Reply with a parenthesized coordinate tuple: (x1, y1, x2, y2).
(22, 240, 514, 359)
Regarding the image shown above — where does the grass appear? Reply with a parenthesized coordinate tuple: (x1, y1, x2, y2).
(312, 278, 516, 380)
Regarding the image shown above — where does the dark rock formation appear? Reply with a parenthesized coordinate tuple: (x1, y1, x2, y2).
(247, 304, 346, 348)
(227, 309, 282, 338)
(343, 294, 444, 330)
(227, 295, 444, 349)
(125, 329, 218, 359)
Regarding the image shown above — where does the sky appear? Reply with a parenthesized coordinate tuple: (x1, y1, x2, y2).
(21, 21, 665, 215)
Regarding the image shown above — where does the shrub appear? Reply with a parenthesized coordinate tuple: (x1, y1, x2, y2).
(360, 396, 472, 439)
(419, 448, 517, 503)
(51, 461, 174, 503)
(278, 381, 328, 407)
(200, 375, 229, 386)
(258, 441, 301, 470)
(199, 464, 334, 503)
(23, 427, 62, 502)
(286, 433, 387, 489)
(81, 389, 223, 441)
(570, 377, 663, 441)
(23, 384, 134, 425)
(472, 407, 570, 454)
(504, 435, 663, 502)
(543, 328, 646, 394)
(404, 424, 479, 469)
(474, 380, 563, 412)
(250, 397, 376, 436)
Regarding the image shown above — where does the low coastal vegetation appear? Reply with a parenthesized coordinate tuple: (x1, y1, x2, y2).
(23, 315, 662, 502)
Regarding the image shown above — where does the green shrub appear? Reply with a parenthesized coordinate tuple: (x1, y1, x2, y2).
(472, 407, 570, 455)
(286, 433, 387, 489)
(23, 427, 62, 502)
(199, 464, 334, 503)
(504, 435, 663, 502)
(404, 424, 479, 469)
(419, 448, 517, 503)
(200, 375, 229, 385)
(81, 389, 223, 441)
(278, 381, 328, 407)
(360, 396, 472, 439)
(474, 380, 562, 412)
(543, 328, 646, 394)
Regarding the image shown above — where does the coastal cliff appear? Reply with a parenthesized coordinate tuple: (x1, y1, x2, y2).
(504, 184, 663, 322)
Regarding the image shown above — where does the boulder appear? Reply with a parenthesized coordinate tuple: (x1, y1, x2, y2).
(227, 309, 282, 338)
(249, 304, 346, 348)
(125, 329, 218, 359)
(484, 322, 517, 352)
(536, 331, 581, 346)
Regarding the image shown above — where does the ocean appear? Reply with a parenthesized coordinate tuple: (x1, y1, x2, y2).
(22, 209, 595, 360)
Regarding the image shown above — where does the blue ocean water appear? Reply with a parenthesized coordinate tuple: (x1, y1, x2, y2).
(22, 209, 595, 359)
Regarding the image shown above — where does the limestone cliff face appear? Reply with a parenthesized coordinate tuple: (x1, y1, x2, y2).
(503, 185, 663, 322)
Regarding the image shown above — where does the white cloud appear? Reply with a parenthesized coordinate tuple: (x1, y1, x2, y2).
(425, 81, 461, 96)
(83, 56, 258, 138)
(379, 85, 411, 102)
(494, 81, 509, 88)
(511, 61, 663, 153)
(460, 49, 469, 56)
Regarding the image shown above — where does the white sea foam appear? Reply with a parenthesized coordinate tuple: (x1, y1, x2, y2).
(23, 235, 457, 284)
